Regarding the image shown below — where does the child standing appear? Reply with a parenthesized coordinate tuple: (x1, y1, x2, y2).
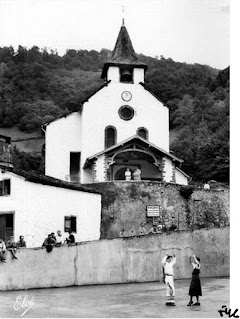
(187, 254, 202, 306)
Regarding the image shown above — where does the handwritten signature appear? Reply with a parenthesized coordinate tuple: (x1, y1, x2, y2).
(13, 295, 34, 317)
(218, 305, 239, 318)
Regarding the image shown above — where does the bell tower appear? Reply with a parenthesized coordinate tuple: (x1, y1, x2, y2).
(101, 21, 147, 83)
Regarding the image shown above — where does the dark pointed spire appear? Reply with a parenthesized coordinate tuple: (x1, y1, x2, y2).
(101, 24, 147, 80)
(110, 25, 140, 64)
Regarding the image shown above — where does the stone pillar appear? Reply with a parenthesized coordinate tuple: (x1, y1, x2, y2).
(92, 159, 97, 182)
(171, 160, 176, 183)
(161, 157, 166, 181)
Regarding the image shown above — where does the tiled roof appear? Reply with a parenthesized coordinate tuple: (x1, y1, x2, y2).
(0, 165, 101, 194)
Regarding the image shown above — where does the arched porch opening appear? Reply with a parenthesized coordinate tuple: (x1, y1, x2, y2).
(108, 149, 162, 181)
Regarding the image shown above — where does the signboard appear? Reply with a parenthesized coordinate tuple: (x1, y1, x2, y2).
(146, 205, 160, 217)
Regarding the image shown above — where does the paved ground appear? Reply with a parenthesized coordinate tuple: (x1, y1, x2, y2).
(0, 277, 229, 318)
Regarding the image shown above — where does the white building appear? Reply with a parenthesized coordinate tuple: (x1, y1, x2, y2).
(0, 164, 101, 247)
(43, 22, 189, 185)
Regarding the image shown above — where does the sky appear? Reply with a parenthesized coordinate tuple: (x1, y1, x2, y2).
(0, 0, 230, 70)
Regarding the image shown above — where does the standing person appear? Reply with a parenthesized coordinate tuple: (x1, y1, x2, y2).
(187, 254, 202, 306)
(162, 253, 177, 306)
(0, 238, 7, 263)
(132, 166, 141, 180)
(125, 168, 131, 181)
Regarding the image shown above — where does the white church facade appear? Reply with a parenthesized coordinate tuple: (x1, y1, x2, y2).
(43, 22, 189, 185)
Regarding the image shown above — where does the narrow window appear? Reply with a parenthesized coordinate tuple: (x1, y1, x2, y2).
(137, 127, 148, 140)
(64, 216, 77, 233)
(105, 126, 117, 148)
(0, 179, 11, 196)
(70, 152, 80, 182)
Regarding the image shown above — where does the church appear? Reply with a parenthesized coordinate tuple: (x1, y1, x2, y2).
(43, 21, 189, 185)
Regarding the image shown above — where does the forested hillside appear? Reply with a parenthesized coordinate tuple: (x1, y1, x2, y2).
(0, 46, 229, 183)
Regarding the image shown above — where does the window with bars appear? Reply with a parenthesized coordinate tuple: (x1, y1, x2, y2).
(64, 216, 77, 233)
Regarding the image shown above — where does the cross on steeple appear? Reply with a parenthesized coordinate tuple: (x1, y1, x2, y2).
(122, 5, 125, 26)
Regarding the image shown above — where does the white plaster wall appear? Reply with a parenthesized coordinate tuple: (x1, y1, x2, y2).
(163, 157, 173, 183)
(24, 181, 101, 247)
(95, 156, 106, 182)
(84, 168, 93, 184)
(45, 112, 82, 181)
(0, 170, 101, 248)
(175, 169, 188, 186)
(133, 68, 144, 83)
(81, 82, 169, 182)
(107, 66, 120, 82)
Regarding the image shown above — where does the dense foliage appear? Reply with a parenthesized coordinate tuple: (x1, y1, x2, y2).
(0, 46, 229, 183)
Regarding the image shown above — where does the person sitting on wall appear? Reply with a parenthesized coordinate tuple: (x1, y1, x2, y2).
(148, 225, 162, 235)
(130, 230, 136, 237)
(0, 238, 7, 263)
(156, 224, 163, 234)
(51, 232, 57, 243)
(16, 235, 26, 248)
(169, 223, 177, 232)
(6, 236, 18, 259)
(42, 234, 55, 253)
(138, 222, 147, 235)
(132, 166, 141, 181)
(119, 228, 126, 237)
(125, 167, 131, 181)
(65, 231, 75, 245)
(55, 230, 63, 246)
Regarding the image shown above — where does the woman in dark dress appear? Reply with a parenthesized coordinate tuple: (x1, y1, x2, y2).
(187, 254, 202, 306)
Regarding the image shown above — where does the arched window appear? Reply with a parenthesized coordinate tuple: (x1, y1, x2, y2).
(137, 127, 148, 140)
(105, 126, 117, 148)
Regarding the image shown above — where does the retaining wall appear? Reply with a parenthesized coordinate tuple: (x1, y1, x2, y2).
(84, 181, 229, 239)
(0, 227, 229, 291)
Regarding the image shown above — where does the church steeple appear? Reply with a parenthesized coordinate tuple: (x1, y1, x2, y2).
(101, 23, 147, 81)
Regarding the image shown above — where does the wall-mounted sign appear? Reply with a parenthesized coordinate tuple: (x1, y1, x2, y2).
(146, 205, 160, 217)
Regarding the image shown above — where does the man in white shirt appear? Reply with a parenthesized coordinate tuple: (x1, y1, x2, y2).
(55, 230, 63, 246)
(162, 253, 177, 306)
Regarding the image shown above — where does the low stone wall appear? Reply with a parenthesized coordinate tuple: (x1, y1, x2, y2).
(0, 227, 229, 291)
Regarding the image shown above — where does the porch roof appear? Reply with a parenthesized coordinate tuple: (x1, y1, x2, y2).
(83, 135, 183, 169)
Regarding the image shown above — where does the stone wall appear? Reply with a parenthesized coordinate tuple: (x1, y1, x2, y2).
(0, 227, 229, 291)
(84, 181, 229, 239)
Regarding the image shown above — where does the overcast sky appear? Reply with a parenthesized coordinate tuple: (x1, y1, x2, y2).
(0, 0, 229, 69)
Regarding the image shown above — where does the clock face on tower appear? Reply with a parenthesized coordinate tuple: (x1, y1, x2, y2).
(121, 91, 132, 102)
